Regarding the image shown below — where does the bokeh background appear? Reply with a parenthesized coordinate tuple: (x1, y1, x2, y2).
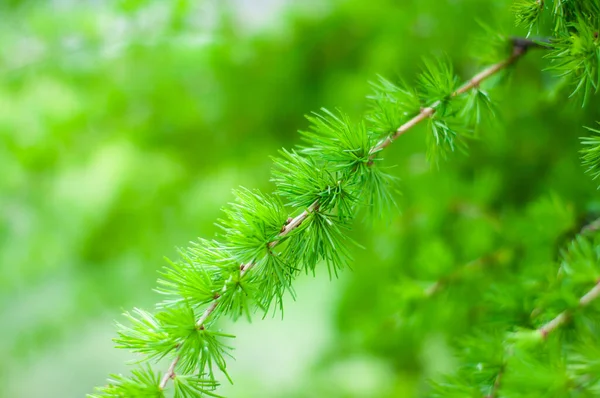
(2, 0, 600, 397)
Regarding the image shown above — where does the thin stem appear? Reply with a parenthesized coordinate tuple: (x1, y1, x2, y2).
(532, 216, 600, 336)
(485, 365, 505, 398)
(196, 300, 219, 329)
(538, 280, 600, 338)
(159, 37, 537, 392)
(481, 280, 600, 396)
(482, 277, 600, 397)
(425, 248, 511, 296)
(159, 355, 180, 389)
(159, 201, 319, 389)
(580, 216, 600, 235)
(269, 201, 320, 248)
(368, 37, 537, 160)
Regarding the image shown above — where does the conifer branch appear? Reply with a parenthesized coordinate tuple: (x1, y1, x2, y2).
(159, 356, 180, 389)
(425, 248, 512, 297)
(535, 217, 600, 339)
(580, 217, 600, 235)
(153, 37, 541, 394)
(475, 226, 600, 397)
(79, 1, 600, 395)
(479, 278, 600, 397)
(538, 279, 600, 338)
(158, 200, 320, 389)
(368, 37, 539, 159)
(484, 280, 600, 398)
(271, 201, 320, 246)
(485, 365, 504, 398)
(96, 32, 552, 397)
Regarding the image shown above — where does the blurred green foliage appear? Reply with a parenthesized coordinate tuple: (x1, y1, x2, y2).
(2, 0, 600, 397)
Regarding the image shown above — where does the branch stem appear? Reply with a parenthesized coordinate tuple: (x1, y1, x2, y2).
(159, 37, 537, 392)
(485, 365, 504, 398)
(158, 200, 318, 388)
(159, 355, 180, 389)
(481, 281, 600, 397)
(368, 37, 534, 159)
(538, 280, 600, 338)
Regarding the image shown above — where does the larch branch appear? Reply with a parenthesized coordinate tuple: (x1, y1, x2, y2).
(538, 280, 600, 338)
(158, 201, 318, 387)
(368, 37, 538, 159)
(159, 355, 180, 389)
(159, 36, 537, 392)
(485, 365, 505, 398)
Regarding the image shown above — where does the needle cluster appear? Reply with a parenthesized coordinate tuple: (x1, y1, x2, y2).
(514, 0, 600, 104)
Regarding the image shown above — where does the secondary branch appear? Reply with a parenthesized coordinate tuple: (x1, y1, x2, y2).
(538, 280, 600, 338)
(480, 218, 600, 396)
(482, 279, 600, 397)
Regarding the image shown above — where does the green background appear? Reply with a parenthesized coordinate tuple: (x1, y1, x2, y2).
(2, 0, 599, 397)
